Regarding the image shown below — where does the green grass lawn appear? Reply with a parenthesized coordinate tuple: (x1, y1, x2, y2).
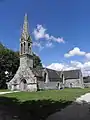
(0, 88, 90, 102)
(0, 89, 10, 92)
(0, 88, 90, 120)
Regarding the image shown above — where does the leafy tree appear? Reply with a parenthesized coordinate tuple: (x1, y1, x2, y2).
(0, 43, 19, 88)
(0, 42, 42, 89)
(33, 53, 42, 68)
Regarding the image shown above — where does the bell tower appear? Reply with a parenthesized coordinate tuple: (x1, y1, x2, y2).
(8, 13, 37, 92)
(20, 13, 33, 68)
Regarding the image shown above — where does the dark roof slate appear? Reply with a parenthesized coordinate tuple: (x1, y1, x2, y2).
(46, 68, 62, 82)
(63, 69, 80, 80)
(31, 67, 81, 82)
(31, 67, 43, 78)
(46, 68, 81, 81)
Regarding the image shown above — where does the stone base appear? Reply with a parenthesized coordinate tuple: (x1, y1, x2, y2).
(8, 66, 37, 92)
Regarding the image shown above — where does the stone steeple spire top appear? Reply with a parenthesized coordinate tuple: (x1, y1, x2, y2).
(21, 13, 30, 41)
(20, 13, 33, 67)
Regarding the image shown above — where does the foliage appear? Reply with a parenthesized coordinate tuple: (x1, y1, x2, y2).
(0, 43, 19, 88)
(0, 42, 42, 88)
(33, 53, 42, 68)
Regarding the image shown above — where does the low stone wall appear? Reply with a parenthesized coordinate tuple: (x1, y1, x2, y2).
(64, 79, 83, 88)
(38, 81, 62, 90)
(84, 83, 90, 88)
(45, 82, 58, 90)
(38, 79, 83, 90)
(38, 81, 45, 89)
(8, 83, 37, 92)
(27, 83, 37, 91)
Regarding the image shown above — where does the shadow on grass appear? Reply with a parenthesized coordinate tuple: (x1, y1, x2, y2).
(0, 96, 72, 120)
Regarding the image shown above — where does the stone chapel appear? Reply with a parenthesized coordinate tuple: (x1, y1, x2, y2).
(8, 14, 84, 91)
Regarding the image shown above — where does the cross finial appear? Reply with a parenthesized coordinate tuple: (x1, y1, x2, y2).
(24, 13, 28, 22)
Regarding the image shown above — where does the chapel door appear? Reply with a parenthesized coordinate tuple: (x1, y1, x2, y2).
(20, 79, 27, 91)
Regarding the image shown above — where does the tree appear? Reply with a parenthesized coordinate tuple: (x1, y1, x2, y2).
(0, 43, 19, 88)
(33, 53, 42, 68)
(0, 42, 42, 88)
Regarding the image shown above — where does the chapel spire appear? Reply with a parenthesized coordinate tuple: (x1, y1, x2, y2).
(21, 13, 31, 41)
(20, 13, 33, 59)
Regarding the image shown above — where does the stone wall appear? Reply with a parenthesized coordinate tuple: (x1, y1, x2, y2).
(27, 83, 37, 91)
(20, 55, 33, 68)
(38, 81, 45, 89)
(64, 79, 83, 88)
(9, 66, 37, 92)
(84, 83, 90, 88)
(38, 81, 62, 90)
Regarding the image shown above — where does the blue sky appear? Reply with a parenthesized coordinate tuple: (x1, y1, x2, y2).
(1, 0, 90, 73)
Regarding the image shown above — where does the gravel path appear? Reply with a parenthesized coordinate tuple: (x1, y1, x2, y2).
(0, 91, 19, 95)
(76, 93, 90, 103)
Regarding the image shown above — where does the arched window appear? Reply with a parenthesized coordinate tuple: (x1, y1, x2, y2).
(70, 83, 72, 88)
(44, 73, 47, 82)
(62, 74, 63, 78)
(62, 74, 64, 81)
(28, 43, 30, 52)
(24, 42, 25, 53)
(56, 83, 60, 89)
(21, 43, 23, 54)
(21, 79, 27, 84)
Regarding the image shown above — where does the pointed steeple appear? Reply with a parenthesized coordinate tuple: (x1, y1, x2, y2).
(20, 13, 33, 58)
(21, 13, 31, 42)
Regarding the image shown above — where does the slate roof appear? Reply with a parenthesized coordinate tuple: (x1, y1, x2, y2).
(31, 67, 43, 78)
(46, 68, 81, 81)
(46, 68, 62, 82)
(63, 69, 80, 80)
(31, 67, 81, 82)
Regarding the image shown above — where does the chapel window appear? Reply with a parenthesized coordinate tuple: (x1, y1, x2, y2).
(24, 42, 25, 53)
(28, 43, 30, 52)
(44, 73, 47, 82)
(21, 43, 23, 54)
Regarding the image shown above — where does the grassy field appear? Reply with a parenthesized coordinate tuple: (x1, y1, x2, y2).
(0, 89, 10, 92)
(0, 88, 90, 101)
(0, 88, 90, 120)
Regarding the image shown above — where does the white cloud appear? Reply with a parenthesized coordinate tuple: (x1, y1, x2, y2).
(50, 36, 64, 43)
(64, 47, 90, 60)
(32, 42, 44, 51)
(33, 24, 46, 40)
(47, 63, 66, 71)
(44, 34, 50, 40)
(64, 47, 86, 58)
(46, 61, 90, 76)
(47, 62, 79, 71)
(70, 61, 83, 68)
(33, 41, 53, 50)
(33, 42, 41, 47)
(85, 53, 90, 59)
(42, 64, 46, 68)
(46, 42, 53, 48)
(33, 24, 65, 43)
